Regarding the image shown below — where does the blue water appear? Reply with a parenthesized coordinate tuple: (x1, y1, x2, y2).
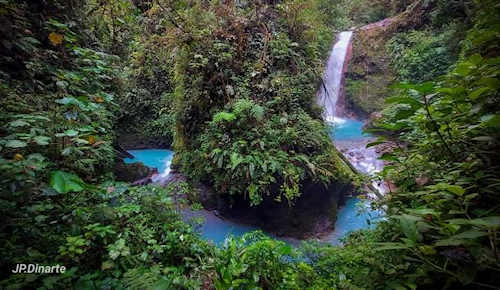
(326, 198, 382, 245)
(123, 119, 382, 245)
(184, 210, 259, 246)
(329, 118, 369, 140)
(124, 149, 173, 174)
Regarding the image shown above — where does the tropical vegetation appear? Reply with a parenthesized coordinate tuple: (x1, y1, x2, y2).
(1, 0, 499, 289)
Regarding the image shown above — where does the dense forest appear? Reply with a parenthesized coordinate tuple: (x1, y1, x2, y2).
(1, 0, 499, 289)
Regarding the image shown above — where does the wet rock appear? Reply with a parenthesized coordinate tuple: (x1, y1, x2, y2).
(132, 176, 154, 186)
(362, 111, 383, 131)
(114, 143, 134, 159)
(116, 133, 171, 150)
(158, 171, 187, 185)
(195, 182, 219, 210)
(218, 179, 354, 239)
(160, 170, 219, 210)
(114, 159, 158, 183)
(374, 141, 399, 155)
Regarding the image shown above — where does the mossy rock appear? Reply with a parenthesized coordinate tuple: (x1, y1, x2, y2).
(114, 159, 157, 182)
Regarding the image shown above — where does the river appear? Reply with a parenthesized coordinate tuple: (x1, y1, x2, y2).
(124, 30, 385, 246)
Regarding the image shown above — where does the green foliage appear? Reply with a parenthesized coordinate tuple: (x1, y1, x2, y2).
(2, 0, 500, 289)
(162, 0, 354, 205)
(85, 0, 140, 56)
(1, 181, 214, 289)
(345, 0, 470, 115)
(347, 0, 398, 25)
(85, 0, 176, 146)
(0, 1, 119, 182)
(369, 1, 500, 287)
(387, 26, 459, 82)
(49, 170, 86, 194)
(181, 99, 351, 205)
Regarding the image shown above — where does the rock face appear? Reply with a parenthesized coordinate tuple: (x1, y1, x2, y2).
(345, 1, 434, 117)
(114, 159, 158, 183)
(116, 133, 171, 150)
(155, 169, 354, 239)
(218, 180, 353, 239)
(160, 170, 220, 210)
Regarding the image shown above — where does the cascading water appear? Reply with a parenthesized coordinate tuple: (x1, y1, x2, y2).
(318, 30, 385, 194)
(123, 30, 384, 246)
(318, 31, 384, 243)
(317, 31, 353, 123)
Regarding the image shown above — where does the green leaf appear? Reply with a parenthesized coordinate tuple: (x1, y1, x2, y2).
(481, 114, 500, 128)
(34, 136, 51, 146)
(152, 279, 172, 290)
(6, 140, 27, 148)
(472, 136, 495, 142)
(213, 112, 236, 123)
(469, 216, 500, 228)
(379, 153, 398, 162)
(468, 87, 490, 100)
(366, 141, 385, 148)
(451, 230, 488, 239)
(448, 217, 500, 228)
(230, 153, 244, 171)
(375, 242, 412, 251)
(49, 170, 86, 193)
(433, 183, 465, 196)
(9, 120, 30, 127)
(446, 185, 465, 196)
(408, 208, 439, 216)
(399, 215, 421, 242)
(393, 82, 434, 94)
(65, 129, 79, 137)
(385, 96, 422, 109)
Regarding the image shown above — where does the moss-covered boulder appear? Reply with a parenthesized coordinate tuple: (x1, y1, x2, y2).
(114, 159, 157, 183)
(163, 1, 356, 207)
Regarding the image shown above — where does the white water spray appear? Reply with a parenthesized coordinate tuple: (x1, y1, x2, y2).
(317, 31, 386, 196)
(317, 31, 353, 122)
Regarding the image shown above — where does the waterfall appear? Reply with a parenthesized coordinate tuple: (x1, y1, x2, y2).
(317, 31, 353, 123)
(318, 30, 386, 197)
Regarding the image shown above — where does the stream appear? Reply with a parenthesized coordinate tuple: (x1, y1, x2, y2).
(123, 119, 383, 245)
(124, 31, 385, 246)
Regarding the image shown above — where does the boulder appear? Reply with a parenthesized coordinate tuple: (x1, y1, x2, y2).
(114, 159, 158, 183)
(218, 179, 353, 239)
(158, 170, 220, 210)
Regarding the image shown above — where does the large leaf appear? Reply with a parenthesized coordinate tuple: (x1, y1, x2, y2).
(50, 170, 86, 193)
(469, 217, 500, 228)
(481, 114, 500, 128)
(385, 96, 422, 110)
(379, 153, 399, 162)
(399, 215, 422, 243)
(375, 242, 412, 251)
(435, 230, 488, 246)
(6, 140, 27, 148)
(9, 120, 30, 127)
(34, 136, 51, 146)
(448, 217, 500, 228)
(393, 82, 434, 94)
